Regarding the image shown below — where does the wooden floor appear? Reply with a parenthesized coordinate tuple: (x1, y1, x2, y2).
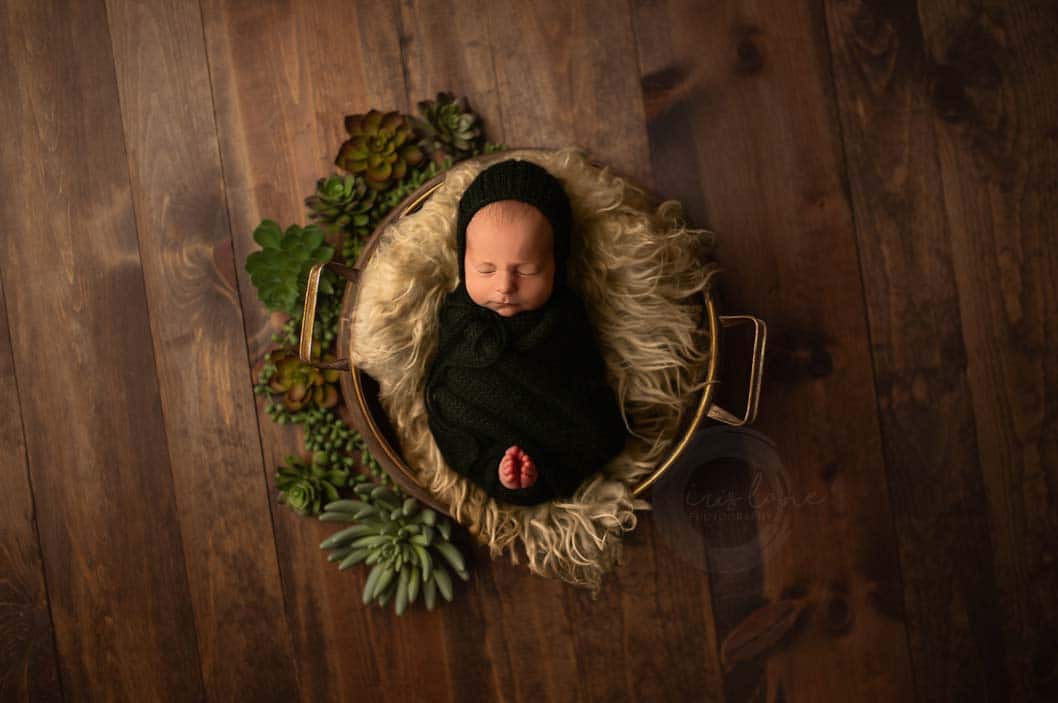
(2, 0, 1056, 701)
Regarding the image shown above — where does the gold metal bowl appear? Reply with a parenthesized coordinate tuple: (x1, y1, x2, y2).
(297, 149, 766, 515)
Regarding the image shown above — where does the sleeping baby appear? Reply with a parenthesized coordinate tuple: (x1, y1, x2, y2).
(423, 158, 628, 507)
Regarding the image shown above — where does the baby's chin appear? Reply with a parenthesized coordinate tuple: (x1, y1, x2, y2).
(492, 304, 521, 317)
(491, 302, 544, 317)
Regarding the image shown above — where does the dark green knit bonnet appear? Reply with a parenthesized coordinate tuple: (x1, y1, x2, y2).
(455, 158, 573, 290)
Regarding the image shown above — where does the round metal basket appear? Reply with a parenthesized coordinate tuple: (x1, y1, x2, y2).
(298, 148, 767, 516)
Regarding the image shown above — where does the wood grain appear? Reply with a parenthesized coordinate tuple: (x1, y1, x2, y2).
(0, 274, 62, 701)
(0, 0, 204, 698)
(633, 0, 917, 701)
(399, 0, 508, 147)
(825, 0, 1058, 700)
(104, 0, 299, 698)
(487, 0, 653, 185)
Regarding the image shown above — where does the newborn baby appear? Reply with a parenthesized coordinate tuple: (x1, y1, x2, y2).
(464, 198, 553, 489)
(423, 158, 627, 506)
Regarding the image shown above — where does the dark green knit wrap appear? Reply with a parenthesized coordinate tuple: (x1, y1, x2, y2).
(424, 283, 628, 506)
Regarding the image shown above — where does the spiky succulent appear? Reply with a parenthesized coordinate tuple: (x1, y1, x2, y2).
(261, 346, 341, 413)
(335, 110, 425, 191)
(319, 474, 468, 615)
(276, 454, 350, 516)
(410, 91, 483, 161)
(244, 220, 336, 316)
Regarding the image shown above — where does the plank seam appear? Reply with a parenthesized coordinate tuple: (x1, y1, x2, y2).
(0, 271, 66, 701)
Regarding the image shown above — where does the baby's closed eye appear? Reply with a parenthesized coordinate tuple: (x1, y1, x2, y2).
(475, 266, 541, 276)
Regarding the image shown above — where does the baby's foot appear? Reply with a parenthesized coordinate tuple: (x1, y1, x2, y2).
(498, 445, 538, 489)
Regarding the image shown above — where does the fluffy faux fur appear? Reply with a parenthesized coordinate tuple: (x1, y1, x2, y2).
(347, 146, 721, 596)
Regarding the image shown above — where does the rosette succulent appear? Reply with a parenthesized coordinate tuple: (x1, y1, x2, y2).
(264, 345, 342, 412)
(305, 173, 380, 263)
(305, 174, 377, 236)
(319, 474, 469, 615)
(244, 220, 336, 316)
(335, 109, 425, 191)
(276, 454, 350, 516)
(410, 91, 483, 161)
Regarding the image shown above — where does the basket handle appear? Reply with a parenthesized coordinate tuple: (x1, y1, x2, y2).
(707, 314, 767, 426)
(298, 261, 360, 371)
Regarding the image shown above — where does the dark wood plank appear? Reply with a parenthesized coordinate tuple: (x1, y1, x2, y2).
(487, 0, 653, 186)
(633, 0, 917, 701)
(824, 0, 1058, 700)
(200, 1, 452, 699)
(0, 275, 63, 702)
(104, 0, 298, 699)
(0, 0, 204, 699)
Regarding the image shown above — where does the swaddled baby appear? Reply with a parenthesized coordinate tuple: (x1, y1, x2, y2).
(423, 158, 627, 506)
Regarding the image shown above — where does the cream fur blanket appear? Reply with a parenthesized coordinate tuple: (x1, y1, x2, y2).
(347, 146, 720, 596)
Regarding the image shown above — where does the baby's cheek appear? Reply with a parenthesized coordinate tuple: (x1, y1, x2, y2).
(465, 275, 490, 306)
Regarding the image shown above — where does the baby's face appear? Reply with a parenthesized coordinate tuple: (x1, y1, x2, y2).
(464, 200, 555, 317)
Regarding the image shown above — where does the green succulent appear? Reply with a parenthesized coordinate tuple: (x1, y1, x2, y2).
(319, 474, 468, 615)
(262, 345, 342, 413)
(244, 220, 336, 316)
(335, 110, 425, 191)
(410, 91, 483, 161)
(299, 407, 357, 474)
(305, 173, 377, 255)
(276, 454, 350, 516)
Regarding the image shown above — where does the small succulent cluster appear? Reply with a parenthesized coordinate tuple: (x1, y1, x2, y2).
(305, 173, 377, 242)
(305, 93, 505, 264)
(276, 453, 350, 516)
(272, 407, 395, 517)
(320, 475, 468, 615)
(409, 91, 484, 162)
(257, 345, 341, 413)
(303, 409, 359, 474)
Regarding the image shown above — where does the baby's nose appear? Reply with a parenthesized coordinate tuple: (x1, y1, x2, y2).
(495, 271, 516, 293)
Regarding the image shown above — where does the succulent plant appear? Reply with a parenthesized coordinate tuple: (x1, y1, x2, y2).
(261, 345, 342, 413)
(319, 474, 468, 615)
(244, 220, 336, 316)
(335, 110, 425, 191)
(410, 92, 483, 162)
(305, 173, 378, 255)
(276, 454, 350, 516)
